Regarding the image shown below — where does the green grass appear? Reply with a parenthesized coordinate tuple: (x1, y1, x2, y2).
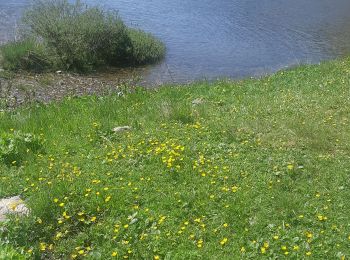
(0, 39, 49, 72)
(0, 240, 27, 259)
(1, 57, 350, 259)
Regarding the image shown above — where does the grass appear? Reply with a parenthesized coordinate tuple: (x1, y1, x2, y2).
(0, 39, 49, 72)
(0, 241, 26, 260)
(0, 57, 350, 259)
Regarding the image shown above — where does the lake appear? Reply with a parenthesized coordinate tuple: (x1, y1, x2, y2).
(1, 0, 350, 84)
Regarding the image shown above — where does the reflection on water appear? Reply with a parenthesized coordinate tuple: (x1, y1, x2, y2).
(1, 0, 350, 84)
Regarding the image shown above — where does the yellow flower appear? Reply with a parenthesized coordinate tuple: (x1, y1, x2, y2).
(240, 246, 246, 253)
(281, 245, 287, 251)
(53, 198, 59, 203)
(220, 238, 228, 246)
(154, 256, 160, 260)
(111, 251, 118, 257)
(105, 196, 111, 202)
(223, 223, 228, 228)
(306, 252, 312, 256)
(263, 242, 269, 249)
(78, 249, 84, 255)
(293, 245, 300, 251)
(39, 243, 46, 251)
(90, 216, 97, 222)
(59, 202, 64, 207)
(287, 164, 294, 170)
(261, 247, 266, 254)
(306, 232, 313, 239)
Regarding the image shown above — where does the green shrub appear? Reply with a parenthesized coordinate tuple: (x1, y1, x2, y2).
(0, 1, 165, 72)
(0, 39, 49, 72)
(127, 29, 165, 65)
(0, 131, 42, 166)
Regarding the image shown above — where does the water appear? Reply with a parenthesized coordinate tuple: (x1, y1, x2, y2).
(1, 0, 350, 84)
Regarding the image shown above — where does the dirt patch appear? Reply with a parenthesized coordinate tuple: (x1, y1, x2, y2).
(0, 68, 147, 109)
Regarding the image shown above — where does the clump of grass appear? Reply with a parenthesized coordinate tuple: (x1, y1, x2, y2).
(0, 39, 49, 72)
(0, 130, 42, 166)
(0, 242, 26, 260)
(0, 0, 165, 72)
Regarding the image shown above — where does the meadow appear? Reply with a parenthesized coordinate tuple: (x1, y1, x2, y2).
(0, 57, 350, 259)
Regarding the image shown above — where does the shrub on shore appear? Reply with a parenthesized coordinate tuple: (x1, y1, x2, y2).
(127, 29, 166, 65)
(0, 0, 165, 72)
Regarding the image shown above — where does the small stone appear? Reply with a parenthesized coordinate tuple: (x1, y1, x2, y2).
(56, 70, 62, 74)
(0, 196, 29, 221)
(192, 98, 205, 106)
(112, 126, 132, 133)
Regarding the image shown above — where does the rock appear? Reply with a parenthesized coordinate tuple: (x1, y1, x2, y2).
(0, 196, 29, 221)
(192, 98, 205, 106)
(112, 126, 132, 133)
(56, 70, 62, 74)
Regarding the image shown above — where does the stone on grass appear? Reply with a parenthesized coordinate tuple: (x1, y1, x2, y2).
(112, 126, 132, 133)
(192, 98, 205, 106)
(0, 196, 29, 221)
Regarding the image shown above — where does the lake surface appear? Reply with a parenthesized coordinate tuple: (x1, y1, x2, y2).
(1, 0, 350, 84)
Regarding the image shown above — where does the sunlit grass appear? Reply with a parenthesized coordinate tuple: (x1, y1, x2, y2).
(1, 57, 350, 258)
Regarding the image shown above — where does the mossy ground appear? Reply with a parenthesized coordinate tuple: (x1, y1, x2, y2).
(0, 58, 350, 259)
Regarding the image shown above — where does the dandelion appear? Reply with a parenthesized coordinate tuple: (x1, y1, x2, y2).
(220, 237, 228, 246)
(39, 242, 46, 251)
(306, 252, 312, 256)
(240, 247, 246, 253)
(197, 239, 203, 248)
(105, 196, 111, 202)
(112, 251, 118, 257)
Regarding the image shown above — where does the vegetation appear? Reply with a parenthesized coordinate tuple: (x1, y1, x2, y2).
(1, 57, 350, 258)
(0, 0, 165, 72)
(0, 39, 48, 72)
(0, 241, 26, 260)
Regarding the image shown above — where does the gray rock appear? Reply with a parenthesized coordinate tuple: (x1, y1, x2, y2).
(192, 98, 205, 106)
(112, 126, 132, 133)
(0, 196, 29, 221)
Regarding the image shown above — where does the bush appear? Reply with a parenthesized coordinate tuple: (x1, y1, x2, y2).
(0, 39, 49, 72)
(127, 29, 165, 65)
(0, 0, 165, 72)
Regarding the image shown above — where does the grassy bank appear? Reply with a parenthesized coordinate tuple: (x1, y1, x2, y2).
(1, 57, 350, 259)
